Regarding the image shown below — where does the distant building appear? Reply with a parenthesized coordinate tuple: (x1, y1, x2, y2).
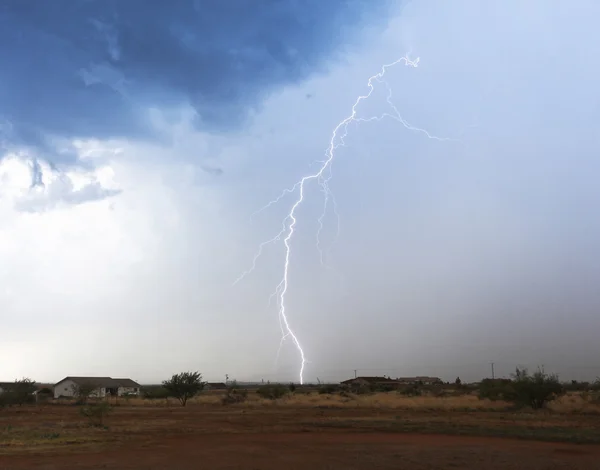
(396, 376, 443, 385)
(340, 376, 443, 387)
(340, 376, 397, 387)
(205, 382, 227, 390)
(53, 377, 141, 399)
(0, 382, 13, 394)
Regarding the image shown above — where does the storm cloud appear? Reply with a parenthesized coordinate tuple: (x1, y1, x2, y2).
(0, 0, 390, 165)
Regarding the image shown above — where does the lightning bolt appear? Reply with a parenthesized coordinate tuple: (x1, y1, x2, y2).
(235, 55, 456, 384)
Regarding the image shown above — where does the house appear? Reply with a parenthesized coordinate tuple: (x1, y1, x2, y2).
(340, 376, 444, 388)
(53, 377, 141, 399)
(396, 376, 443, 385)
(0, 382, 13, 394)
(340, 376, 397, 387)
(206, 382, 227, 390)
(113, 378, 141, 395)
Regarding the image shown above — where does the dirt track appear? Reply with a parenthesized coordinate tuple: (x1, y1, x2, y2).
(2, 432, 600, 470)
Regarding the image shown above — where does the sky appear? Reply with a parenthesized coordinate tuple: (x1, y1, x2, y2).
(1, 0, 599, 385)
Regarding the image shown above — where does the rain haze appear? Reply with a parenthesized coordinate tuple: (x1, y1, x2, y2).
(1, 0, 599, 385)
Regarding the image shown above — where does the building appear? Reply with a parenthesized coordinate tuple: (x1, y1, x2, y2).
(0, 382, 13, 394)
(340, 376, 444, 388)
(340, 376, 397, 387)
(396, 376, 443, 385)
(206, 382, 227, 390)
(113, 378, 141, 395)
(53, 377, 141, 399)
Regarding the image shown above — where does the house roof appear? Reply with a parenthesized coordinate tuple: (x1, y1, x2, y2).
(340, 376, 395, 384)
(397, 376, 442, 382)
(113, 378, 140, 388)
(54, 377, 121, 388)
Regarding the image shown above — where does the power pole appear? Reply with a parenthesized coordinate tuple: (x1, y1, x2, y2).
(354, 369, 357, 378)
(490, 362, 495, 379)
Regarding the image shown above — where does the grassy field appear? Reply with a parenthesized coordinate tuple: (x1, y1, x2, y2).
(2, 389, 600, 455)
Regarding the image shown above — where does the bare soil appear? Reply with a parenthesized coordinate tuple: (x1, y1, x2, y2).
(1, 399, 600, 469)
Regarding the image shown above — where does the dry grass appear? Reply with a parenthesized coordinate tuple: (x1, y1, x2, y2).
(3, 390, 600, 456)
(103, 390, 600, 414)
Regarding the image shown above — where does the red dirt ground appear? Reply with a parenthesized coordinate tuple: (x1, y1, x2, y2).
(2, 432, 600, 470)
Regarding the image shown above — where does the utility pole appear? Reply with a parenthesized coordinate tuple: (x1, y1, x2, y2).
(354, 369, 357, 378)
(490, 362, 495, 379)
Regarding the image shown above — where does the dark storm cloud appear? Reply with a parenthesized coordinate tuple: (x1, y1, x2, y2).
(0, 0, 390, 165)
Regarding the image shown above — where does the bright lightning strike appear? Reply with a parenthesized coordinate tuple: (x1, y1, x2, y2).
(235, 55, 454, 384)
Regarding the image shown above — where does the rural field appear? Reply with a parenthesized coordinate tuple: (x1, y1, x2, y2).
(2, 388, 600, 469)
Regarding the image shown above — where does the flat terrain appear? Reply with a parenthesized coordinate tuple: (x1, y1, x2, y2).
(2, 391, 600, 469)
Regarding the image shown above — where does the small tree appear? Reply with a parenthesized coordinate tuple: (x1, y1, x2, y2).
(0, 378, 36, 406)
(455, 377, 462, 386)
(80, 401, 112, 427)
(162, 371, 205, 406)
(71, 381, 99, 404)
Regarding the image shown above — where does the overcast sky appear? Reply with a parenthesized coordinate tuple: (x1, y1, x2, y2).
(1, 0, 599, 384)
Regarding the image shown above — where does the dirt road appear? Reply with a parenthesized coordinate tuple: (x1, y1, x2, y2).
(2, 432, 599, 470)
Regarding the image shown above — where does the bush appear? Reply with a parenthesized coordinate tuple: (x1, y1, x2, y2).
(511, 368, 565, 409)
(0, 379, 37, 407)
(162, 371, 206, 407)
(222, 381, 248, 405)
(288, 383, 296, 393)
(478, 368, 565, 409)
(256, 384, 288, 400)
(478, 379, 516, 402)
(318, 384, 342, 395)
(80, 401, 112, 427)
(398, 384, 422, 397)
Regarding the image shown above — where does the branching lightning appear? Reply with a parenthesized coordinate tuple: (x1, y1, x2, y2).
(235, 55, 455, 384)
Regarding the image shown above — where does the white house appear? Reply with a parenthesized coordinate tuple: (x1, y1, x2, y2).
(53, 377, 141, 399)
(113, 378, 141, 396)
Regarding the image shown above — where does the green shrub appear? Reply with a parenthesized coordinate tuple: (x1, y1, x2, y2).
(511, 368, 565, 409)
(162, 371, 206, 406)
(478, 368, 565, 409)
(80, 401, 112, 427)
(478, 378, 516, 401)
(256, 384, 288, 400)
(0, 379, 36, 407)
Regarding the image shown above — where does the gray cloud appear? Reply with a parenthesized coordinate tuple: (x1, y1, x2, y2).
(0, 0, 391, 166)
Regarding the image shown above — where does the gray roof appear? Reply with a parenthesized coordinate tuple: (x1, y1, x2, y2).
(55, 377, 122, 388)
(113, 378, 140, 388)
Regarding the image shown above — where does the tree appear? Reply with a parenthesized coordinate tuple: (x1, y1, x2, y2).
(455, 377, 462, 386)
(71, 381, 99, 404)
(162, 371, 205, 406)
(0, 378, 36, 406)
